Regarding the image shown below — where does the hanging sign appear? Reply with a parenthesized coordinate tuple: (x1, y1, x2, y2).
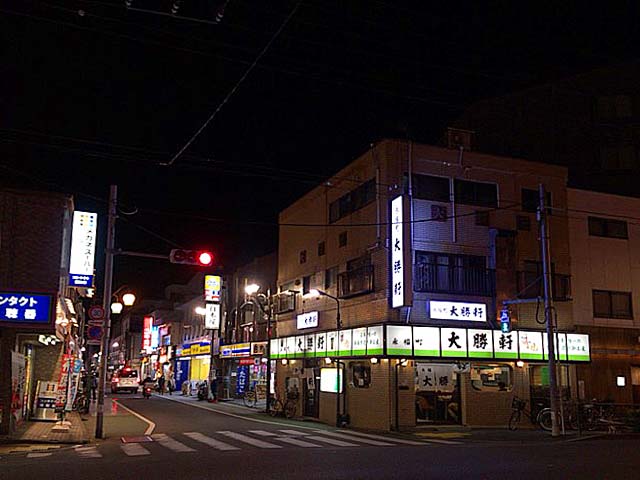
(204, 275, 221, 302)
(430, 300, 487, 322)
(68, 211, 97, 287)
(142, 316, 153, 353)
(0, 292, 53, 326)
(390, 195, 405, 308)
(297, 311, 319, 329)
(204, 303, 221, 330)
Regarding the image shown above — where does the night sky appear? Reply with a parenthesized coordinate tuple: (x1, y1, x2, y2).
(2, 1, 638, 298)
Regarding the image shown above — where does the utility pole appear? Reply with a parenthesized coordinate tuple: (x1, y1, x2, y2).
(538, 183, 560, 437)
(95, 185, 117, 439)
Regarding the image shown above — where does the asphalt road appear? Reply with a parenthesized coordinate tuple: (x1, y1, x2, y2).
(1, 394, 638, 480)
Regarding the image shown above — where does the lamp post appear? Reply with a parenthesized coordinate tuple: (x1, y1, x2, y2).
(306, 289, 341, 330)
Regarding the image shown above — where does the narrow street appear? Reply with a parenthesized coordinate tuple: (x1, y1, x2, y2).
(1, 394, 638, 480)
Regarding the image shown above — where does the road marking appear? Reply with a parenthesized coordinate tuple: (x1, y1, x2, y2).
(217, 431, 282, 449)
(151, 433, 196, 452)
(278, 429, 310, 436)
(26, 452, 53, 458)
(305, 435, 358, 447)
(316, 431, 393, 446)
(74, 446, 102, 458)
(183, 432, 239, 451)
(333, 430, 428, 445)
(121, 443, 151, 456)
(274, 436, 321, 448)
(114, 399, 156, 435)
(249, 430, 278, 437)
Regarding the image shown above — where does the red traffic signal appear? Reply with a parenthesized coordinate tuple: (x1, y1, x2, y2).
(169, 249, 214, 266)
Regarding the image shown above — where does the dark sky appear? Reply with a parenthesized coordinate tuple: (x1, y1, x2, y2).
(2, 1, 638, 298)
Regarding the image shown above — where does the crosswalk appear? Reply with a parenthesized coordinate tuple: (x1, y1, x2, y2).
(40, 428, 445, 460)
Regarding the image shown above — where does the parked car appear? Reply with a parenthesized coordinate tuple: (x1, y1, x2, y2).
(110, 367, 139, 394)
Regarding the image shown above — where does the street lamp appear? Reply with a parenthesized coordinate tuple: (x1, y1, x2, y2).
(305, 289, 341, 329)
(110, 302, 123, 314)
(194, 306, 207, 315)
(122, 293, 136, 307)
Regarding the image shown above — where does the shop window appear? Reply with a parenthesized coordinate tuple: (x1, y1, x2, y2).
(471, 364, 513, 391)
(351, 363, 371, 388)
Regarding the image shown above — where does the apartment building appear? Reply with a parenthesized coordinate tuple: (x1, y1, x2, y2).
(271, 139, 588, 430)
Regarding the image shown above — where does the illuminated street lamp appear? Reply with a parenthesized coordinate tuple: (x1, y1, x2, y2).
(110, 302, 123, 314)
(305, 288, 341, 330)
(194, 306, 207, 315)
(122, 293, 136, 307)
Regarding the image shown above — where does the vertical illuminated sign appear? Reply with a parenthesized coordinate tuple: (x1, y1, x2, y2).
(69, 211, 97, 287)
(142, 316, 153, 353)
(390, 195, 405, 308)
(204, 275, 221, 302)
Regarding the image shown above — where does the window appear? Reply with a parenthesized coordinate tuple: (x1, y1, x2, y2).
(593, 290, 633, 319)
(329, 178, 376, 223)
(412, 174, 450, 202)
(454, 179, 498, 208)
(516, 215, 531, 231)
(324, 266, 338, 289)
(414, 251, 493, 296)
(351, 364, 371, 388)
(338, 231, 348, 247)
(317, 241, 325, 257)
(521, 188, 552, 213)
(588, 216, 628, 239)
(471, 365, 513, 391)
(302, 275, 312, 295)
(299, 250, 307, 264)
(475, 210, 489, 226)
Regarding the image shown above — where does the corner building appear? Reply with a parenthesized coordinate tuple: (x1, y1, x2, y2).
(272, 139, 591, 431)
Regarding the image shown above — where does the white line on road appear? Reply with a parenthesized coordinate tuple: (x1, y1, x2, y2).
(121, 443, 151, 456)
(151, 433, 196, 452)
(278, 429, 310, 436)
(274, 436, 322, 448)
(316, 431, 394, 446)
(74, 446, 102, 458)
(217, 431, 282, 449)
(249, 430, 278, 437)
(332, 430, 429, 445)
(114, 399, 156, 435)
(183, 432, 240, 451)
(26, 452, 53, 458)
(305, 435, 358, 447)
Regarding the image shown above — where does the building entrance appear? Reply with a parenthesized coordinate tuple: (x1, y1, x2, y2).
(303, 359, 320, 418)
(415, 363, 461, 424)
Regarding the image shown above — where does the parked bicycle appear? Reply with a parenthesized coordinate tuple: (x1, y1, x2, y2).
(243, 385, 267, 408)
(508, 396, 555, 431)
(269, 390, 297, 419)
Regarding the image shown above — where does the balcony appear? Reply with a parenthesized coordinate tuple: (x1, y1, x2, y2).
(413, 263, 495, 297)
(517, 271, 572, 301)
(338, 265, 374, 298)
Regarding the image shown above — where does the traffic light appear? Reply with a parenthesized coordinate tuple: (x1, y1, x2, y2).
(169, 249, 214, 266)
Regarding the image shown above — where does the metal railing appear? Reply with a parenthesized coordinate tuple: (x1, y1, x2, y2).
(338, 265, 374, 298)
(413, 264, 495, 297)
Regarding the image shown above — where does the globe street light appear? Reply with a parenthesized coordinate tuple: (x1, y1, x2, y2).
(122, 293, 136, 307)
(110, 302, 123, 314)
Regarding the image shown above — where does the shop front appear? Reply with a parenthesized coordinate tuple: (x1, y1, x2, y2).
(174, 341, 211, 392)
(271, 324, 591, 431)
(220, 342, 268, 399)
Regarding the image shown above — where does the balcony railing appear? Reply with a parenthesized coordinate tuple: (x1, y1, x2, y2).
(413, 263, 495, 297)
(338, 265, 374, 298)
(517, 272, 572, 301)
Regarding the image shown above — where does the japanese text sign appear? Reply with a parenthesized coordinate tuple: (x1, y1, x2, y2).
(297, 311, 319, 329)
(387, 325, 413, 356)
(467, 329, 493, 358)
(69, 211, 97, 287)
(142, 316, 153, 353)
(204, 303, 220, 330)
(440, 327, 468, 357)
(204, 275, 221, 302)
(430, 300, 487, 322)
(0, 292, 53, 325)
(390, 195, 405, 308)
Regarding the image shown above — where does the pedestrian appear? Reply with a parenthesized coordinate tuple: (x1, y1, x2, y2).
(210, 376, 218, 402)
(157, 374, 165, 395)
(90, 373, 98, 401)
(167, 374, 175, 395)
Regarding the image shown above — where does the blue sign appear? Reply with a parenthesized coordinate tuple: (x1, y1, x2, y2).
(69, 273, 94, 287)
(236, 365, 249, 396)
(0, 292, 53, 325)
(500, 308, 511, 333)
(175, 359, 190, 391)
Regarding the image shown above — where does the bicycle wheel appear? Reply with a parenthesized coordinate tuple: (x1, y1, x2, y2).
(269, 399, 282, 417)
(537, 408, 554, 431)
(284, 399, 296, 419)
(508, 410, 521, 431)
(243, 391, 257, 408)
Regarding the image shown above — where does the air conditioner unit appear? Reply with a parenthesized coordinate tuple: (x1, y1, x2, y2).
(447, 127, 474, 151)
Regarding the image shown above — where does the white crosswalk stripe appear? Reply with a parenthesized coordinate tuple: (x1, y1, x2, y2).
(217, 431, 282, 449)
(74, 446, 102, 458)
(249, 430, 279, 437)
(151, 433, 196, 452)
(278, 429, 310, 436)
(273, 436, 321, 448)
(305, 435, 358, 447)
(316, 431, 394, 446)
(26, 452, 53, 458)
(121, 443, 151, 456)
(332, 430, 428, 445)
(183, 432, 240, 451)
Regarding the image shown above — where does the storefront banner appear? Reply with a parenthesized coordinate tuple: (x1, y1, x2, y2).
(297, 311, 319, 329)
(270, 339, 279, 358)
(278, 337, 287, 359)
(338, 329, 352, 357)
(0, 292, 53, 325)
(430, 300, 487, 322)
(543, 332, 568, 362)
(416, 362, 456, 393)
(236, 365, 249, 396)
(366, 325, 383, 356)
(251, 342, 267, 356)
(326, 331, 339, 356)
(351, 328, 368, 356)
(518, 331, 544, 360)
(567, 333, 590, 362)
(286, 337, 296, 359)
(386, 325, 412, 356)
(315, 332, 327, 357)
(467, 329, 493, 358)
(413, 326, 440, 357)
(142, 316, 153, 353)
(295, 336, 306, 356)
(493, 331, 518, 359)
(304, 334, 316, 357)
(220, 342, 250, 358)
(440, 327, 467, 357)
(390, 195, 405, 308)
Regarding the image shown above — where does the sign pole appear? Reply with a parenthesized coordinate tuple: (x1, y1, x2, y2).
(95, 185, 117, 439)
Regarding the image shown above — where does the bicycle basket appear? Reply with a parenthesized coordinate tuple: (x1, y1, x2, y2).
(512, 397, 526, 410)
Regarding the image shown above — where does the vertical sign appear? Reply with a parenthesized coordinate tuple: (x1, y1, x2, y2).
(69, 211, 97, 287)
(204, 275, 221, 302)
(142, 316, 153, 353)
(366, 325, 384, 356)
(204, 303, 220, 330)
(390, 195, 405, 308)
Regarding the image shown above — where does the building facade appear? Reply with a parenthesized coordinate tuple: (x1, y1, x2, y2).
(272, 139, 590, 431)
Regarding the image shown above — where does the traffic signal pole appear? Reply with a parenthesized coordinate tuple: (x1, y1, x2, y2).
(538, 183, 561, 437)
(96, 185, 117, 439)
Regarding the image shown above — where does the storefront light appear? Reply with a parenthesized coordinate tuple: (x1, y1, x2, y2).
(516, 360, 525, 368)
(399, 358, 408, 367)
(324, 357, 332, 365)
(281, 358, 288, 365)
(370, 357, 378, 364)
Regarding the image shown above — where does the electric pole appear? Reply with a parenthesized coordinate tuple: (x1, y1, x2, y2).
(538, 183, 560, 437)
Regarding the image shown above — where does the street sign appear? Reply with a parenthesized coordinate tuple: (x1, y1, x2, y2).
(87, 325, 103, 342)
(88, 305, 105, 320)
(500, 308, 511, 333)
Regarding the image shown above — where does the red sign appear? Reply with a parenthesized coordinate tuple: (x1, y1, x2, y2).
(88, 305, 105, 320)
(238, 358, 255, 365)
(142, 316, 153, 352)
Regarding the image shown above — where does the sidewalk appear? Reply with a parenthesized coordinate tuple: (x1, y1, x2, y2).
(0, 411, 88, 446)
